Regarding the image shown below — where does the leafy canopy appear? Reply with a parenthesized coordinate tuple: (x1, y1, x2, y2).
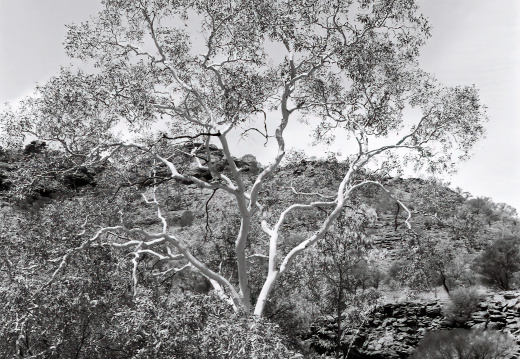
(0, 0, 488, 316)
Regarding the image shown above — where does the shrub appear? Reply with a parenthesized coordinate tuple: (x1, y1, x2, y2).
(116, 292, 293, 359)
(443, 287, 482, 327)
(1, 280, 292, 358)
(411, 329, 514, 359)
(179, 210, 195, 227)
(473, 236, 520, 290)
(387, 260, 408, 282)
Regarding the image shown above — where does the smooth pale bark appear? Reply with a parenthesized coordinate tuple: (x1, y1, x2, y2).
(253, 165, 356, 316)
(218, 133, 253, 312)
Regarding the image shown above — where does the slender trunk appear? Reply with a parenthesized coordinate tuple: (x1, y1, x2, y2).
(235, 209, 252, 313)
(218, 133, 252, 313)
(440, 271, 450, 294)
(254, 271, 279, 316)
(336, 275, 343, 359)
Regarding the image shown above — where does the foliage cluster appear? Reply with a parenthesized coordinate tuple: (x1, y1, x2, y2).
(383, 178, 519, 294)
(411, 329, 514, 359)
(473, 236, 520, 290)
(442, 287, 482, 327)
(0, 189, 291, 358)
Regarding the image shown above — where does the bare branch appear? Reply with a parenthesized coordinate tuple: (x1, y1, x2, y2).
(288, 182, 336, 200)
(350, 180, 415, 232)
(108, 142, 236, 193)
(153, 263, 191, 277)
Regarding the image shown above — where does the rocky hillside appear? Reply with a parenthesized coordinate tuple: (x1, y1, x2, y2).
(2, 144, 516, 242)
(2, 146, 520, 358)
(271, 159, 518, 263)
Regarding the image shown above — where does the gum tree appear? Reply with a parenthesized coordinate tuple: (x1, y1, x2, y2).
(1, 0, 487, 316)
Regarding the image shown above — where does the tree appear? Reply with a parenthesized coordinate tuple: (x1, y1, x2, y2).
(473, 236, 520, 290)
(0, 0, 487, 316)
(302, 210, 381, 359)
(402, 237, 476, 294)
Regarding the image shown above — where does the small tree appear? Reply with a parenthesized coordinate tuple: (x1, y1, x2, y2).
(303, 209, 380, 359)
(473, 236, 520, 290)
(442, 287, 482, 327)
(409, 238, 476, 294)
(1, 0, 487, 316)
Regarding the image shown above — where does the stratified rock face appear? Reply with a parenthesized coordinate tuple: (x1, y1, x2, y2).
(470, 292, 520, 339)
(347, 301, 447, 358)
(316, 292, 520, 358)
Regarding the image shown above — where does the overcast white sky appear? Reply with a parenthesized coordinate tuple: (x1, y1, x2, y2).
(1, 0, 519, 212)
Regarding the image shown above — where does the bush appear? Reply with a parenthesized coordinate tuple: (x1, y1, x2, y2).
(411, 329, 514, 359)
(179, 210, 195, 227)
(387, 260, 408, 282)
(1, 278, 293, 358)
(473, 236, 520, 290)
(115, 292, 293, 359)
(443, 287, 482, 327)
